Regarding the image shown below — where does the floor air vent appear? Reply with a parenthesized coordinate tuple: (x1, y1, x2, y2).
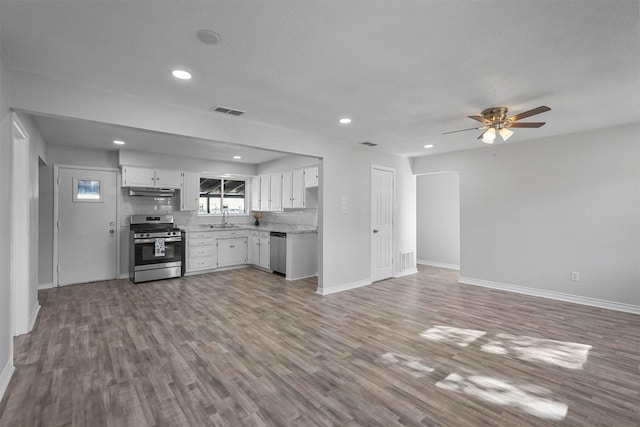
(211, 106, 246, 116)
(400, 250, 415, 271)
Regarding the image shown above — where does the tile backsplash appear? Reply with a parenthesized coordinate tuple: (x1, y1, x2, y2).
(120, 190, 317, 227)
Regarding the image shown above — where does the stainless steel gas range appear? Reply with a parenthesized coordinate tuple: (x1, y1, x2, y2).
(129, 214, 183, 283)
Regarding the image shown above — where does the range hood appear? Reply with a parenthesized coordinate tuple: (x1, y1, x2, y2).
(128, 187, 176, 197)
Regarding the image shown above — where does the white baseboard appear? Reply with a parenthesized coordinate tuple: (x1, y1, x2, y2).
(37, 282, 54, 290)
(417, 259, 460, 270)
(394, 268, 418, 278)
(286, 273, 318, 281)
(317, 279, 371, 296)
(119, 273, 129, 280)
(29, 303, 41, 331)
(0, 356, 15, 405)
(458, 276, 640, 315)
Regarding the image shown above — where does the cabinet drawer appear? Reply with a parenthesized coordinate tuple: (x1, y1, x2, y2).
(188, 257, 215, 270)
(215, 230, 249, 238)
(250, 230, 270, 239)
(188, 246, 214, 258)
(189, 238, 214, 247)
(189, 231, 214, 239)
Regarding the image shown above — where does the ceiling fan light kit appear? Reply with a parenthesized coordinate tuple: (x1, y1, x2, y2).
(444, 105, 550, 144)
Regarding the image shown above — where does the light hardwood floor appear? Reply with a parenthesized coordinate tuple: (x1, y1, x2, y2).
(0, 266, 638, 426)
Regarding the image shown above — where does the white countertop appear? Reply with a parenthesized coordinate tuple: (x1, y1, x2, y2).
(178, 223, 317, 234)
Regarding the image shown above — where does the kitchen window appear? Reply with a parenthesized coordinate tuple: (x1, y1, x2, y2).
(199, 178, 246, 215)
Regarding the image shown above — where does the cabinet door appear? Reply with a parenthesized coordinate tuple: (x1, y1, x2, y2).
(259, 237, 270, 269)
(250, 177, 261, 211)
(218, 238, 247, 267)
(269, 173, 283, 211)
(154, 169, 183, 189)
(122, 166, 155, 187)
(231, 238, 248, 265)
(248, 235, 259, 265)
(217, 239, 233, 267)
(260, 175, 271, 211)
(292, 169, 305, 208)
(282, 171, 293, 209)
(181, 172, 200, 211)
(304, 167, 318, 187)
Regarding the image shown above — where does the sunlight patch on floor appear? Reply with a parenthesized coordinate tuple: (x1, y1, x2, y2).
(379, 352, 435, 378)
(481, 334, 591, 370)
(436, 371, 568, 421)
(420, 325, 486, 347)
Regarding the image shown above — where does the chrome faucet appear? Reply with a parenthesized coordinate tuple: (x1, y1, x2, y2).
(222, 205, 229, 226)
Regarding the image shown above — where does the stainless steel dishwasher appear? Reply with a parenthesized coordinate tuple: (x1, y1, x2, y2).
(270, 232, 287, 274)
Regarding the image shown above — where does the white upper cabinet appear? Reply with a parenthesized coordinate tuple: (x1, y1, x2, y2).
(250, 177, 261, 211)
(154, 169, 183, 189)
(122, 166, 182, 189)
(304, 167, 318, 187)
(180, 172, 200, 211)
(292, 169, 305, 208)
(259, 175, 270, 211)
(121, 166, 155, 187)
(282, 171, 293, 209)
(255, 173, 283, 212)
(269, 173, 283, 211)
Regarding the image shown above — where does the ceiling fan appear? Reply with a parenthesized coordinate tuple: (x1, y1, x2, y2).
(443, 105, 551, 144)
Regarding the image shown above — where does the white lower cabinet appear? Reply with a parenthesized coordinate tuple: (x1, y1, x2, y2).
(249, 231, 270, 269)
(217, 237, 248, 267)
(186, 231, 216, 272)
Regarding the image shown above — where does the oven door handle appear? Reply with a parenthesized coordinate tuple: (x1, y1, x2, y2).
(135, 237, 182, 244)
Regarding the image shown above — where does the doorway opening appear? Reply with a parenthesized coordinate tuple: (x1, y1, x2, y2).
(416, 171, 460, 274)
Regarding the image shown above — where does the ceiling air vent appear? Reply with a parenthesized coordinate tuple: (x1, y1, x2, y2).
(360, 141, 378, 147)
(211, 105, 246, 116)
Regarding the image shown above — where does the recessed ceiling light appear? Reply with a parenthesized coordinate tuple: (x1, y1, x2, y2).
(424, 144, 434, 148)
(339, 117, 351, 124)
(197, 30, 222, 45)
(233, 156, 241, 159)
(113, 140, 125, 145)
(172, 69, 192, 80)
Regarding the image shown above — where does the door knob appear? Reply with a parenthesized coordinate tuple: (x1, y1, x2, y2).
(109, 221, 115, 226)
(373, 229, 379, 233)
(110, 229, 115, 234)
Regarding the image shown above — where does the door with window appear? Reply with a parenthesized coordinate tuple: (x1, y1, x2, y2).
(57, 167, 118, 285)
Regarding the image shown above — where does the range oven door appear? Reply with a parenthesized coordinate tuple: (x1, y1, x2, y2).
(130, 236, 183, 282)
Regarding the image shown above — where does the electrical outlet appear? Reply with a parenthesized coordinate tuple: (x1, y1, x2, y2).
(570, 271, 580, 282)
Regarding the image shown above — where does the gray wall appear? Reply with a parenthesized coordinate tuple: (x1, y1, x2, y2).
(15, 112, 46, 320)
(0, 25, 13, 390)
(38, 145, 120, 285)
(413, 123, 640, 307)
(416, 172, 460, 269)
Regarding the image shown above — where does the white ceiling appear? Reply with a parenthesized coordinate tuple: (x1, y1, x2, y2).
(1, 1, 638, 159)
(31, 115, 289, 164)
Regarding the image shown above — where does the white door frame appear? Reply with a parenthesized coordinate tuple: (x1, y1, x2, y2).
(11, 114, 32, 337)
(370, 164, 395, 282)
(53, 165, 120, 286)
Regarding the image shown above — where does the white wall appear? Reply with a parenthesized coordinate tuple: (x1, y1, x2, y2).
(14, 112, 46, 322)
(38, 145, 120, 284)
(0, 23, 15, 397)
(13, 70, 417, 293)
(119, 149, 256, 176)
(256, 154, 318, 175)
(413, 123, 640, 309)
(416, 172, 460, 269)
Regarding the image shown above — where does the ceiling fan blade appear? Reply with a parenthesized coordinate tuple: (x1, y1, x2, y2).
(442, 125, 487, 135)
(468, 115, 490, 123)
(507, 106, 550, 122)
(508, 122, 546, 128)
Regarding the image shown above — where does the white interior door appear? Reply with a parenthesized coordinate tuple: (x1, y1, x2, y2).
(371, 166, 394, 282)
(57, 167, 117, 285)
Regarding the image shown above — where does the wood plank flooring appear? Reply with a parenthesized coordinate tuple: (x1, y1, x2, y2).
(1, 265, 638, 426)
